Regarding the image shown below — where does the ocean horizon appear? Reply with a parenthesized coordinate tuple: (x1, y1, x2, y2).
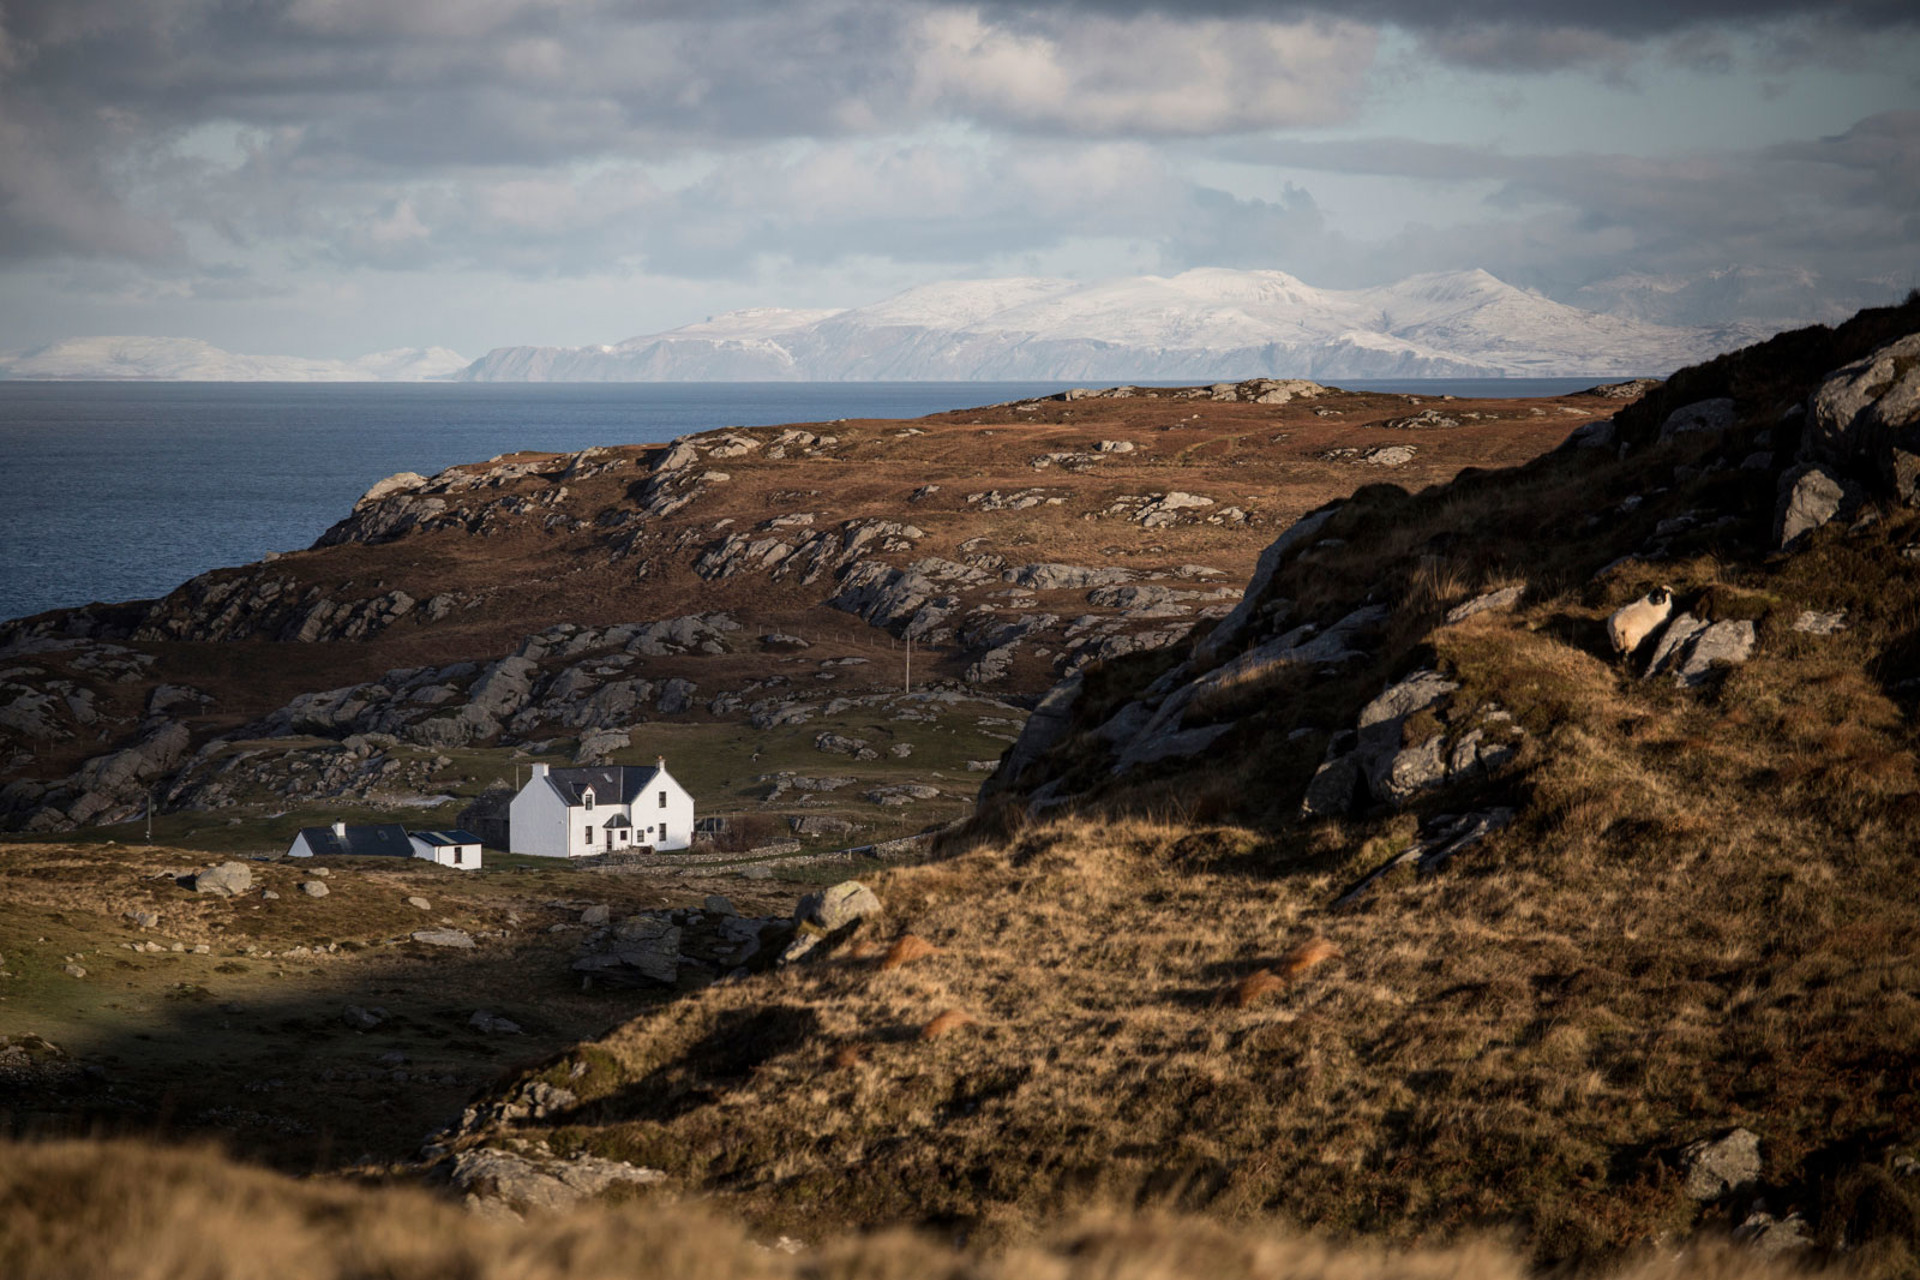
(0, 377, 1612, 624)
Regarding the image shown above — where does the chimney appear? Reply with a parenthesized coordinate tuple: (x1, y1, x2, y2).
(332, 821, 346, 838)
(657, 755, 666, 771)
(530, 763, 549, 779)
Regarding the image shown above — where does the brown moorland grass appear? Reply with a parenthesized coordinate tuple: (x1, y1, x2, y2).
(452, 800, 1918, 1270)
(881, 934, 942, 970)
(1226, 968, 1284, 1007)
(0, 1137, 1820, 1280)
(919, 1008, 978, 1039)
(451, 309, 1920, 1271)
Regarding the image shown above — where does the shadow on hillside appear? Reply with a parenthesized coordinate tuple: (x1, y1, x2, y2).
(555, 1004, 820, 1127)
(0, 940, 664, 1174)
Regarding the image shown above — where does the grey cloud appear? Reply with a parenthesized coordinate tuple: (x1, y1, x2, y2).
(1206, 111, 1920, 321)
(1009, 1, 1919, 36)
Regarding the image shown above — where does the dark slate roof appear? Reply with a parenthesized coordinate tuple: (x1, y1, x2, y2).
(543, 764, 662, 808)
(602, 814, 632, 829)
(410, 829, 482, 847)
(295, 823, 413, 858)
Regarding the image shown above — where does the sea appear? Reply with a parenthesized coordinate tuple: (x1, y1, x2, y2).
(0, 377, 1602, 625)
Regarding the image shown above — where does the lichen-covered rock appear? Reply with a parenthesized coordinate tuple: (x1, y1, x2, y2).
(191, 861, 253, 897)
(1646, 614, 1755, 687)
(451, 1148, 665, 1216)
(1774, 462, 1853, 548)
(1443, 585, 1525, 625)
(1807, 331, 1920, 503)
(782, 880, 881, 963)
(1682, 1128, 1762, 1200)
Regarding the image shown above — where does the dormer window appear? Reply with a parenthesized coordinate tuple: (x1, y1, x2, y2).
(582, 787, 595, 812)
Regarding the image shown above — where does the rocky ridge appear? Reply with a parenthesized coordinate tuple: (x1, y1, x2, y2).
(1, 376, 1617, 834)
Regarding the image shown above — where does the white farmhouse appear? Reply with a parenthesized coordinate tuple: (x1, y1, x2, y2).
(508, 759, 694, 858)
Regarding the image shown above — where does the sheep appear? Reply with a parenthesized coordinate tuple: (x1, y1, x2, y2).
(1608, 586, 1674, 655)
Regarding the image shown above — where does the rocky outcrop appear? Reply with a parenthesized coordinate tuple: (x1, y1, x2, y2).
(1658, 397, 1738, 441)
(1681, 1128, 1762, 1201)
(1644, 614, 1756, 687)
(243, 615, 737, 751)
(828, 558, 985, 639)
(1806, 331, 1920, 504)
(1087, 604, 1389, 778)
(572, 901, 796, 986)
(1303, 671, 1523, 817)
(25, 719, 197, 829)
(1334, 808, 1515, 905)
(694, 518, 925, 585)
(1773, 463, 1855, 548)
(1002, 563, 1135, 592)
(450, 1148, 665, 1218)
(1195, 505, 1339, 663)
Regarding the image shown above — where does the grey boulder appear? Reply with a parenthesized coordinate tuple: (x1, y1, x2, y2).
(1774, 462, 1854, 548)
(1682, 1128, 1762, 1201)
(1807, 331, 1920, 503)
(782, 880, 881, 963)
(191, 861, 254, 897)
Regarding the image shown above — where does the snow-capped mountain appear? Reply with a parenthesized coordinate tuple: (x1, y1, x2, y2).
(0, 337, 469, 382)
(458, 268, 1749, 382)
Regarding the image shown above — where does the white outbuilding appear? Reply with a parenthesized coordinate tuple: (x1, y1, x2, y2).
(507, 758, 695, 858)
(286, 822, 413, 860)
(408, 829, 484, 870)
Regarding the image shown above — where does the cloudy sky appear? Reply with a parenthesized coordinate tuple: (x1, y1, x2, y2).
(2, 0, 1917, 359)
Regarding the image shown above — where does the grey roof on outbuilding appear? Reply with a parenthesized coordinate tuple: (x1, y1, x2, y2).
(294, 823, 413, 858)
(410, 829, 482, 847)
(543, 764, 663, 807)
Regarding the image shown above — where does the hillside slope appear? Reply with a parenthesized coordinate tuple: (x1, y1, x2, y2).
(0, 378, 1604, 850)
(437, 298, 1920, 1272)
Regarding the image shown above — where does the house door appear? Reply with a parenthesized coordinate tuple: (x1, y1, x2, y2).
(606, 828, 613, 851)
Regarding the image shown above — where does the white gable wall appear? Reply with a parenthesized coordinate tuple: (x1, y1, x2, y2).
(509, 767, 574, 858)
(638, 767, 696, 851)
(285, 832, 320, 859)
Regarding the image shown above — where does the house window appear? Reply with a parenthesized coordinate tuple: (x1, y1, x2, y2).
(659, 790, 667, 808)
(583, 790, 594, 812)
(584, 825, 594, 845)
(454, 848, 464, 865)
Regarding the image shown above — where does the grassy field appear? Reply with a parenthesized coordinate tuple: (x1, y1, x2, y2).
(0, 837, 814, 1168)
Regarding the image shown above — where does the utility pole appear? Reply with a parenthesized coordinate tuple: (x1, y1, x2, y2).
(904, 634, 912, 694)
(145, 787, 154, 845)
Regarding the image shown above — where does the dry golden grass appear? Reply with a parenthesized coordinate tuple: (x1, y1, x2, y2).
(1225, 968, 1283, 1008)
(1279, 936, 1341, 980)
(0, 1137, 1825, 1280)
(880, 934, 942, 970)
(919, 1008, 978, 1039)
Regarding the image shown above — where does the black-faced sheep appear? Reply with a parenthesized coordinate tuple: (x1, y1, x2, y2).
(1608, 586, 1674, 655)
